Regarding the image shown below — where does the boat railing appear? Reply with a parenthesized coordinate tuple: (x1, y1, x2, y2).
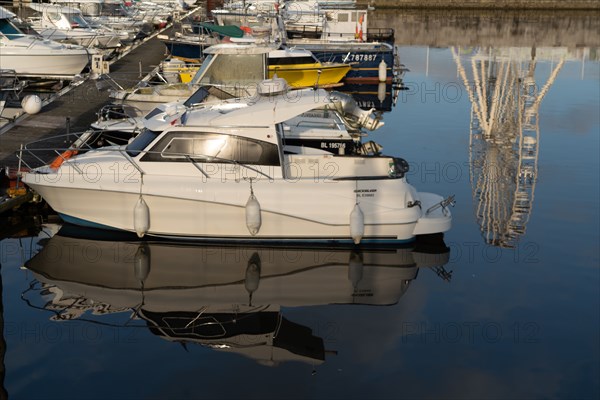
(16, 132, 274, 181)
(366, 28, 395, 44)
(291, 119, 344, 130)
(0, 33, 41, 49)
(1, 69, 26, 119)
(96, 103, 144, 126)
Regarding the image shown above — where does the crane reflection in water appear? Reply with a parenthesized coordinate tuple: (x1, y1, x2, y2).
(452, 46, 566, 248)
(22, 225, 452, 368)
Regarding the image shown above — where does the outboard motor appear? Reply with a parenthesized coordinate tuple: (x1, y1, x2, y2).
(329, 91, 384, 131)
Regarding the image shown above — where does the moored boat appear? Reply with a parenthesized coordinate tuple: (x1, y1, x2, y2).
(0, 6, 91, 77)
(21, 79, 453, 244)
(111, 43, 349, 112)
(26, 4, 122, 49)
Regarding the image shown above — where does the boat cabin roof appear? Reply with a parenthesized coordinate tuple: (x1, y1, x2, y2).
(51, 0, 117, 4)
(29, 3, 84, 14)
(180, 88, 332, 128)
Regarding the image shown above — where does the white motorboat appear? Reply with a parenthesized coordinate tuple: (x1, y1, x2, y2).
(21, 78, 453, 244)
(50, 0, 153, 42)
(111, 43, 350, 112)
(27, 4, 122, 49)
(0, 6, 91, 77)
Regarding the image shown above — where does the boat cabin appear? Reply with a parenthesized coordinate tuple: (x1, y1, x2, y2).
(189, 44, 270, 92)
(123, 84, 405, 181)
(29, 4, 92, 31)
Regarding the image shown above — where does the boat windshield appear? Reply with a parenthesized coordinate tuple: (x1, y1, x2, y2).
(196, 54, 265, 86)
(101, 3, 131, 17)
(190, 55, 214, 84)
(183, 86, 237, 107)
(65, 12, 91, 29)
(126, 128, 160, 156)
(0, 19, 25, 40)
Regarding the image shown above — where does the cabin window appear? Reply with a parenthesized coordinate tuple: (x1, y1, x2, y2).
(337, 13, 349, 22)
(0, 20, 24, 40)
(198, 54, 265, 86)
(142, 132, 280, 165)
(65, 13, 90, 28)
(126, 128, 160, 156)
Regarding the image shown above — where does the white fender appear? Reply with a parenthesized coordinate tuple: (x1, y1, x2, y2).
(246, 194, 262, 235)
(349, 203, 364, 245)
(378, 59, 387, 83)
(378, 82, 386, 104)
(134, 243, 151, 283)
(133, 197, 150, 238)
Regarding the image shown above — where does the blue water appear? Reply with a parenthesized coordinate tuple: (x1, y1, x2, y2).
(1, 25, 599, 400)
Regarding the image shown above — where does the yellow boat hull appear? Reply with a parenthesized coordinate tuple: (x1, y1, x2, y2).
(268, 63, 350, 87)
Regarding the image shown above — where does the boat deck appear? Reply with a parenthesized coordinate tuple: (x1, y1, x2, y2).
(0, 38, 168, 168)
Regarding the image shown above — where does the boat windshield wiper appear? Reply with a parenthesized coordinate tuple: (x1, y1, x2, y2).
(185, 154, 273, 181)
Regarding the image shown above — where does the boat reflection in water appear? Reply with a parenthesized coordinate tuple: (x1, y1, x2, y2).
(24, 225, 451, 366)
(452, 46, 570, 247)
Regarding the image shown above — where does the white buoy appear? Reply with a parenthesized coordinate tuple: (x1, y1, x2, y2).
(377, 82, 386, 104)
(134, 243, 151, 283)
(349, 203, 364, 245)
(133, 197, 150, 238)
(378, 59, 387, 83)
(21, 95, 42, 115)
(245, 194, 261, 235)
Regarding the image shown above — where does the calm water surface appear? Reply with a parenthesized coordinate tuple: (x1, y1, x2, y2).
(1, 13, 599, 400)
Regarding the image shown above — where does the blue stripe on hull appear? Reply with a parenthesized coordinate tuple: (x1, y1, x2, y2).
(58, 213, 123, 231)
(310, 50, 395, 79)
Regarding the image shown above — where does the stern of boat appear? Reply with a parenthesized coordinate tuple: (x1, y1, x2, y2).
(412, 192, 454, 236)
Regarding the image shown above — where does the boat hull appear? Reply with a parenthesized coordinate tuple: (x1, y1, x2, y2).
(268, 63, 350, 87)
(24, 170, 450, 244)
(290, 42, 396, 83)
(160, 38, 213, 61)
(0, 47, 90, 76)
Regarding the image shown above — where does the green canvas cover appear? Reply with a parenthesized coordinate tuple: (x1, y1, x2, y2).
(198, 23, 244, 38)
